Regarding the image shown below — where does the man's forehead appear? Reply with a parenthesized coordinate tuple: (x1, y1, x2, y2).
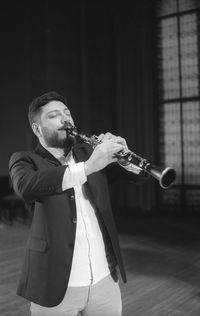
(43, 101, 69, 113)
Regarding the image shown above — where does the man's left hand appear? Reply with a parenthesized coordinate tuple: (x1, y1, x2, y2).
(98, 132, 129, 153)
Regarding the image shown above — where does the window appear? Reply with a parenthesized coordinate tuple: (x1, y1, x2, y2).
(156, 0, 200, 210)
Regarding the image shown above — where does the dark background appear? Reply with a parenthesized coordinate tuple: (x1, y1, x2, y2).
(0, 0, 157, 213)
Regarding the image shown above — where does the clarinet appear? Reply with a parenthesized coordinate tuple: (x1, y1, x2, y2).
(63, 124, 176, 189)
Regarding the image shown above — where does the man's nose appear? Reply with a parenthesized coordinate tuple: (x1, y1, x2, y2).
(61, 115, 73, 126)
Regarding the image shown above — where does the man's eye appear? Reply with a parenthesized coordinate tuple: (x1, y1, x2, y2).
(48, 113, 59, 118)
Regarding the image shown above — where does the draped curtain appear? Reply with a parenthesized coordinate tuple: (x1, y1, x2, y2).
(1, 0, 156, 212)
(78, 1, 156, 212)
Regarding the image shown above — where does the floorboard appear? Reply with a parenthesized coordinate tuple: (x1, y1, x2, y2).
(1, 214, 200, 315)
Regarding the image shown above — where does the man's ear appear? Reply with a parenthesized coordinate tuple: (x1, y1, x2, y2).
(32, 123, 42, 138)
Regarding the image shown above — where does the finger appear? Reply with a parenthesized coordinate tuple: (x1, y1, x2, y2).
(113, 136, 122, 144)
(115, 136, 126, 145)
(99, 140, 124, 154)
(115, 137, 129, 152)
(98, 133, 105, 141)
(111, 157, 118, 163)
(107, 135, 127, 149)
(109, 143, 124, 154)
(103, 132, 114, 141)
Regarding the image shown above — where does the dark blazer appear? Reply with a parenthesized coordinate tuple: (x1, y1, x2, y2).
(9, 141, 147, 307)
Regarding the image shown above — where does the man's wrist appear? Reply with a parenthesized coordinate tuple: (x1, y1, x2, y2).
(84, 160, 95, 176)
(84, 161, 90, 176)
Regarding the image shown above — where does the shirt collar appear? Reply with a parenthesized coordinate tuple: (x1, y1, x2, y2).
(39, 141, 72, 162)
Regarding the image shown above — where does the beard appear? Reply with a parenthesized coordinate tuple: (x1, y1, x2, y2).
(41, 127, 75, 150)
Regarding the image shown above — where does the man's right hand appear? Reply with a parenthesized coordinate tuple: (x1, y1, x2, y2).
(84, 140, 124, 176)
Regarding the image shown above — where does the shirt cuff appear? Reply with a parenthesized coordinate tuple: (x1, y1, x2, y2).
(62, 162, 87, 190)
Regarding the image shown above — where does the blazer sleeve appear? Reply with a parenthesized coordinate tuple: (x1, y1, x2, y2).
(9, 151, 68, 202)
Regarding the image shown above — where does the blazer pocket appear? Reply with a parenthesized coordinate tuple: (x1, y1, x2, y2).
(28, 238, 48, 252)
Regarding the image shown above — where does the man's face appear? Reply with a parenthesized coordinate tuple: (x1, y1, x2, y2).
(36, 100, 75, 148)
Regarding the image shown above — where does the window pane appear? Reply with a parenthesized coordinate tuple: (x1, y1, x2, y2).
(160, 103, 182, 184)
(179, 0, 200, 11)
(183, 101, 200, 184)
(159, 18, 180, 100)
(180, 14, 199, 97)
(185, 189, 200, 211)
(157, 0, 177, 17)
(161, 188, 181, 209)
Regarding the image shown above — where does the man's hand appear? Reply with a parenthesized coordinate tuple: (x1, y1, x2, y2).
(84, 139, 125, 176)
(84, 132, 129, 176)
(98, 132, 129, 152)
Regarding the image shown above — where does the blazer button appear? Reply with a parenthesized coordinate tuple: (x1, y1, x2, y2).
(70, 195, 75, 201)
(72, 217, 77, 224)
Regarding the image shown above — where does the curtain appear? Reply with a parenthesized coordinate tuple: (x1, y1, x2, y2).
(79, 1, 157, 212)
(13, 0, 157, 212)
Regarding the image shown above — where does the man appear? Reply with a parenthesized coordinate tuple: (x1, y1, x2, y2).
(9, 91, 147, 316)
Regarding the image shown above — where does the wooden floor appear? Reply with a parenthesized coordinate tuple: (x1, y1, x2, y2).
(1, 214, 200, 316)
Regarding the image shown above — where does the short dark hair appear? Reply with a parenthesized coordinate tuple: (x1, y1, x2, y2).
(28, 91, 67, 126)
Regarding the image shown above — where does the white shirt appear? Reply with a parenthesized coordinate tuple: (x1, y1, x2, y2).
(45, 146, 110, 286)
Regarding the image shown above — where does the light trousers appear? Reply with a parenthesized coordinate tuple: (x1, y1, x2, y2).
(30, 274, 122, 316)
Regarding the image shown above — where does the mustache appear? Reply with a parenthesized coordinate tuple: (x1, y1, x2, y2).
(58, 122, 75, 131)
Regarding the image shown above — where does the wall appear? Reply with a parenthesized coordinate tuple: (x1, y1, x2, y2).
(0, 1, 156, 211)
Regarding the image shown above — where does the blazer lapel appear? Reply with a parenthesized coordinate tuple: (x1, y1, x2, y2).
(73, 143, 93, 162)
(34, 143, 61, 166)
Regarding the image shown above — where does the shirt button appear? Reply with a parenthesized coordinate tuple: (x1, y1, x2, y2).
(70, 195, 75, 200)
